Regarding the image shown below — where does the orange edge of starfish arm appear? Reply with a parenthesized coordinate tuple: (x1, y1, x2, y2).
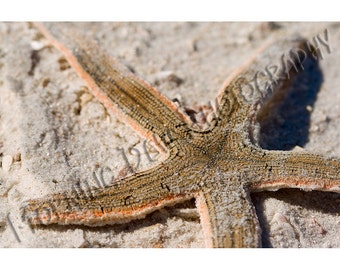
(28, 194, 192, 226)
(250, 177, 340, 192)
(195, 192, 213, 248)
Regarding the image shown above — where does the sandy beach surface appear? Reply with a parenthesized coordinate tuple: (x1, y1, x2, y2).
(0, 22, 339, 248)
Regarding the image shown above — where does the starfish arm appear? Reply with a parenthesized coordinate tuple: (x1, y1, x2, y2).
(34, 22, 191, 146)
(21, 158, 196, 226)
(248, 150, 340, 193)
(215, 35, 314, 136)
(195, 174, 261, 248)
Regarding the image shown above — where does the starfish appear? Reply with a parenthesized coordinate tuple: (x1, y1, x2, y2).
(21, 23, 340, 248)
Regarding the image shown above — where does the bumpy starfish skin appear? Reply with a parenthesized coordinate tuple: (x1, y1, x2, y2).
(21, 23, 340, 248)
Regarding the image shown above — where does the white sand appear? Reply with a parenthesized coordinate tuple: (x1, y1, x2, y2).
(0, 22, 339, 247)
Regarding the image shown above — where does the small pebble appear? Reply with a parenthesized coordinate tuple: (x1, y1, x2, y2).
(0, 213, 6, 227)
(13, 153, 21, 162)
(150, 71, 183, 86)
(292, 146, 305, 152)
(30, 41, 44, 51)
(80, 92, 94, 107)
(2, 155, 13, 172)
(306, 105, 313, 112)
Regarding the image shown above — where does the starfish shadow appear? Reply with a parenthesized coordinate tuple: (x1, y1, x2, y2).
(252, 53, 340, 247)
(257, 54, 323, 150)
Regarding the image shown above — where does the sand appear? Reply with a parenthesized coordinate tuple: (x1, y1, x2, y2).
(0, 22, 339, 248)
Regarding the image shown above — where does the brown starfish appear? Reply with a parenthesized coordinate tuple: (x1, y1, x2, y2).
(21, 23, 340, 248)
